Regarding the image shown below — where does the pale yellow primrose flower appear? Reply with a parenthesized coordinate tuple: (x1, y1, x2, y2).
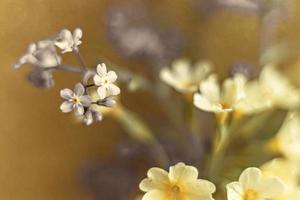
(261, 158, 300, 186)
(160, 59, 211, 93)
(139, 162, 216, 200)
(275, 112, 300, 161)
(261, 158, 300, 200)
(258, 65, 300, 109)
(193, 74, 247, 114)
(234, 80, 272, 114)
(226, 167, 284, 200)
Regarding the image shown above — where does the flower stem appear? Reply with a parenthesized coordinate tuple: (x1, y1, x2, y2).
(208, 123, 230, 181)
(57, 64, 85, 74)
(113, 105, 170, 168)
(74, 50, 88, 71)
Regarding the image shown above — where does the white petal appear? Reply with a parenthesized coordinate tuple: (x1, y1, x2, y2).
(107, 71, 118, 82)
(193, 93, 223, 113)
(142, 190, 165, 200)
(60, 101, 73, 113)
(83, 110, 93, 126)
(200, 75, 220, 102)
(147, 167, 169, 184)
(108, 84, 120, 96)
(96, 63, 107, 76)
(74, 104, 84, 116)
(97, 86, 107, 99)
(139, 178, 164, 192)
(93, 74, 103, 86)
(80, 95, 91, 107)
(27, 43, 37, 53)
(186, 179, 216, 196)
(258, 177, 285, 198)
(73, 28, 82, 45)
(226, 182, 243, 200)
(60, 88, 73, 99)
(54, 29, 73, 50)
(169, 162, 198, 183)
(74, 83, 85, 96)
(186, 194, 214, 200)
(239, 167, 262, 190)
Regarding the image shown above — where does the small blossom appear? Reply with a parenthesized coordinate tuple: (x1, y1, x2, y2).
(54, 28, 82, 53)
(275, 112, 300, 161)
(14, 40, 61, 69)
(83, 108, 102, 126)
(27, 67, 54, 89)
(60, 83, 91, 116)
(193, 74, 247, 113)
(226, 167, 285, 200)
(258, 65, 300, 109)
(96, 96, 117, 107)
(160, 59, 212, 93)
(139, 162, 216, 200)
(93, 63, 120, 99)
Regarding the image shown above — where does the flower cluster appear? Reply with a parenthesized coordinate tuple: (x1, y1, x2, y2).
(14, 28, 120, 125)
(59, 63, 120, 125)
(139, 163, 286, 200)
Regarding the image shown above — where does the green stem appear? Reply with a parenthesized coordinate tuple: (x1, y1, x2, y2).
(114, 106, 170, 168)
(208, 123, 230, 181)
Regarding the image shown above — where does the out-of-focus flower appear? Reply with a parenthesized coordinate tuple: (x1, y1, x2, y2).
(106, 4, 183, 66)
(216, 0, 260, 13)
(258, 65, 300, 109)
(27, 67, 55, 89)
(261, 159, 300, 200)
(14, 40, 61, 69)
(274, 112, 300, 161)
(60, 83, 91, 116)
(139, 162, 216, 200)
(160, 59, 211, 93)
(54, 28, 82, 53)
(93, 63, 120, 99)
(226, 167, 284, 200)
(83, 108, 102, 126)
(193, 74, 247, 114)
(261, 158, 299, 187)
(96, 96, 117, 107)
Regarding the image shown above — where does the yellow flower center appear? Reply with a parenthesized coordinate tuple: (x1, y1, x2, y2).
(165, 184, 186, 200)
(72, 96, 80, 104)
(243, 189, 259, 200)
(171, 185, 181, 194)
(104, 78, 109, 84)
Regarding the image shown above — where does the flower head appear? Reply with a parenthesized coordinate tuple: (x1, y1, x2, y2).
(275, 112, 300, 161)
(54, 28, 82, 53)
(226, 167, 285, 200)
(193, 74, 247, 114)
(139, 162, 216, 200)
(258, 65, 300, 109)
(83, 108, 102, 126)
(160, 59, 212, 93)
(93, 63, 120, 99)
(60, 83, 91, 116)
(27, 67, 55, 89)
(14, 40, 61, 69)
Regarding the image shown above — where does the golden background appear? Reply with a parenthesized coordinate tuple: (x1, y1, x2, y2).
(1, 0, 300, 199)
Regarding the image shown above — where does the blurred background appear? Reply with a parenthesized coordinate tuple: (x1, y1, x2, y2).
(2, 0, 300, 199)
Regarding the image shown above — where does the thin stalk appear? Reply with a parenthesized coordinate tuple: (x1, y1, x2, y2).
(57, 64, 85, 74)
(208, 123, 230, 181)
(74, 50, 88, 71)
